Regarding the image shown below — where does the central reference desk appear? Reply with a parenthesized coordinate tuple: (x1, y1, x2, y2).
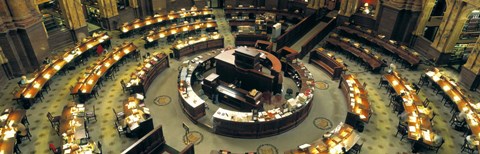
(178, 48, 316, 138)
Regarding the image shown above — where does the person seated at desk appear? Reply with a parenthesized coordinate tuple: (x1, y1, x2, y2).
(387, 63, 396, 73)
(43, 57, 51, 65)
(454, 109, 468, 122)
(432, 133, 443, 146)
(13, 123, 27, 144)
(18, 75, 29, 87)
(399, 111, 408, 125)
(466, 135, 480, 149)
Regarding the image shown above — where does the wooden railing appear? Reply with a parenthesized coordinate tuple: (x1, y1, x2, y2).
(299, 17, 336, 59)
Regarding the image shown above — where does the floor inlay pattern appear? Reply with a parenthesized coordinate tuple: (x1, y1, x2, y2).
(313, 117, 333, 130)
(153, 95, 172, 106)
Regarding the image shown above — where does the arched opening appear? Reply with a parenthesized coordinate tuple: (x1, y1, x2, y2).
(451, 10, 480, 65)
(430, 0, 446, 16)
(423, 0, 447, 41)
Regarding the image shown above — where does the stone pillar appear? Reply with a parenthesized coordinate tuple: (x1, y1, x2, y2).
(460, 37, 480, 90)
(26, 0, 41, 19)
(129, 0, 140, 18)
(97, 0, 119, 30)
(58, 0, 88, 42)
(5, 0, 37, 27)
(431, 1, 478, 53)
(377, 0, 422, 42)
(339, 0, 358, 17)
(137, 0, 154, 18)
(0, 0, 49, 75)
(412, 0, 435, 36)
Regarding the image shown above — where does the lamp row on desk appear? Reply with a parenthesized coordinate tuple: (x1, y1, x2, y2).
(121, 6, 212, 33)
(145, 20, 217, 42)
(172, 32, 222, 49)
(18, 32, 111, 99)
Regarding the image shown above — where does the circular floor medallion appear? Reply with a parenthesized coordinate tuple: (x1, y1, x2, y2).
(256, 144, 279, 154)
(313, 117, 333, 130)
(314, 81, 329, 90)
(183, 131, 203, 145)
(153, 95, 171, 106)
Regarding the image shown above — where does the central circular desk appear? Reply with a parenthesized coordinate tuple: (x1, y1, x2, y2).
(177, 47, 316, 138)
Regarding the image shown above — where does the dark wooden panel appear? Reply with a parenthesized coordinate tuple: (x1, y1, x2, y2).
(377, 5, 399, 39)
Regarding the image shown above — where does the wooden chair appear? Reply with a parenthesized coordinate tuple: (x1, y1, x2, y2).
(120, 80, 132, 94)
(426, 139, 444, 153)
(14, 143, 21, 154)
(378, 77, 389, 88)
(461, 138, 476, 154)
(113, 109, 125, 122)
(47, 112, 61, 128)
(114, 121, 126, 136)
(22, 115, 30, 126)
(18, 130, 32, 142)
(422, 98, 430, 107)
(395, 123, 408, 141)
(348, 142, 363, 154)
(97, 141, 103, 154)
(86, 105, 97, 123)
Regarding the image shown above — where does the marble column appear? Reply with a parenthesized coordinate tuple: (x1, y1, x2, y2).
(5, 0, 37, 27)
(58, 0, 88, 41)
(377, 0, 422, 42)
(26, 0, 41, 19)
(460, 37, 480, 90)
(97, 0, 119, 30)
(0, 0, 49, 75)
(431, 0, 477, 53)
(339, 0, 358, 17)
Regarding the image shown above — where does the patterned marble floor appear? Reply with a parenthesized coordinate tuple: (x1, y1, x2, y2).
(1, 9, 479, 154)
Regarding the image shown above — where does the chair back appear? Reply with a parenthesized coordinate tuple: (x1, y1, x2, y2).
(93, 105, 96, 115)
(423, 98, 430, 107)
(98, 141, 102, 152)
(120, 80, 126, 88)
(47, 112, 53, 121)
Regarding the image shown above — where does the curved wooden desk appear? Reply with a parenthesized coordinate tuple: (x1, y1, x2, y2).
(337, 26, 421, 68)
(14, 32, 111, 103)
(121, 8, 213, 33)
(286, 123, 360, 154)
(0, 109, 26, 154)
(326, 36, 384, 72)
(235, 33, 270, 47)
(59, 102, 98, 154)
(177, 48, 315, 138)
(224, 7, 304, 21)
(178, 50, 223, 121)
(71, 42, 137, 97)
(426, 69, 479, 149)
(126, 53, 170, 95)
(340, 74, 371, 122)
(144, 20, 218, 48)
(212, 59, 313, 138)
(172, 35, 224, 59)
(384, 71, 436, 145)
(309, 49, 346, 80)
